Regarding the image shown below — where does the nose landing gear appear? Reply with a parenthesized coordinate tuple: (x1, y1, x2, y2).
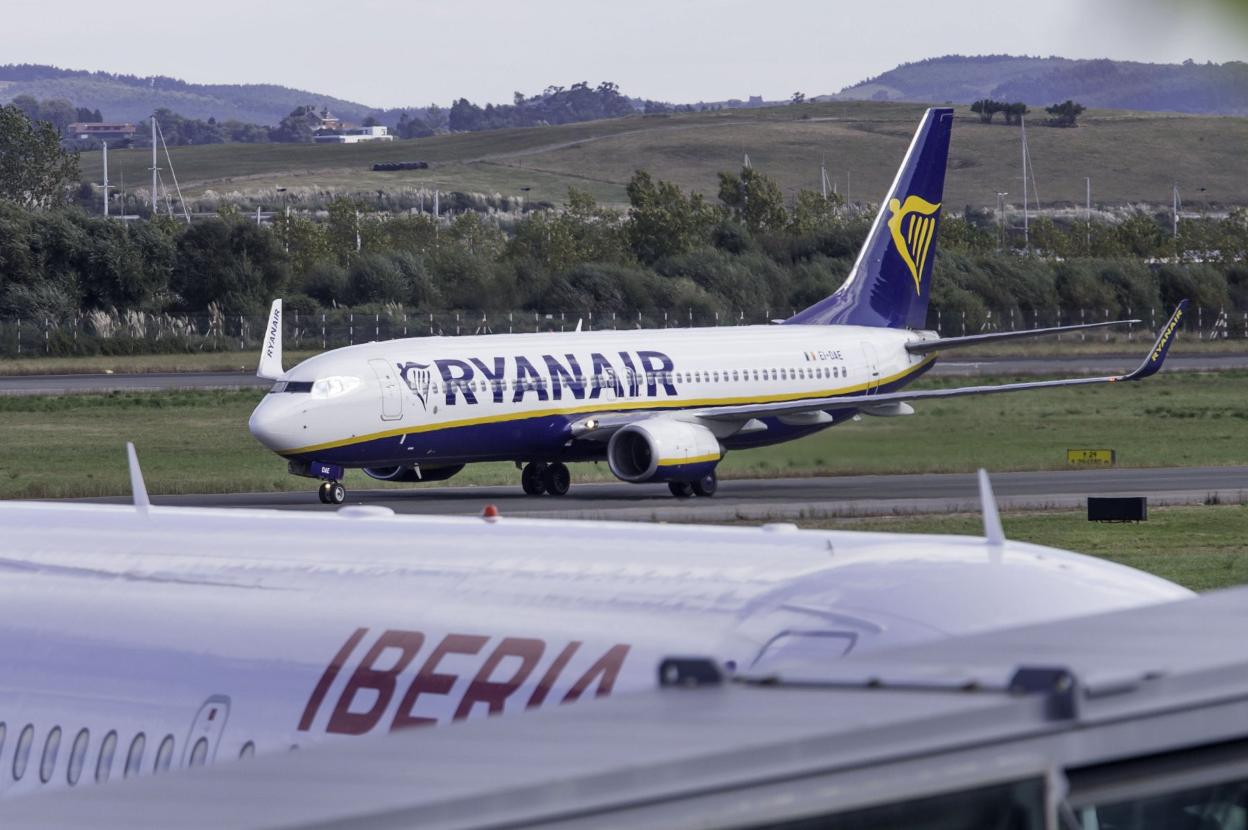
(318, 481, 346, 505)
(520, 462, 571, 497)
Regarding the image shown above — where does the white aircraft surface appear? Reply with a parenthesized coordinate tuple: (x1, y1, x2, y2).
(0, 453, 1191, 799)
(247, 107, 1187, 503)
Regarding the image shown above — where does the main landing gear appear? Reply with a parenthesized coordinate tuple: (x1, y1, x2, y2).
(667, 471, 718, 498)
(520, 462, 571, 497)
(318, 480, 346, 505)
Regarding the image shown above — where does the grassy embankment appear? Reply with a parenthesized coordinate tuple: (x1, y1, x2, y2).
(80, 101, 1248, 210)
(803, 506, 1248, 592)
(1, 369, 1244, 500)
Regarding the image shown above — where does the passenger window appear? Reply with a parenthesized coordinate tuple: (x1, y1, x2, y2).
(753, 370, 759, 381)
(12, 724, 33, 781)
(0, 722, 6, 758)
(124, 733, 145, 779)
(732, 371, 739, 381)
(95, 731, 117, 783)
(190, 737, 210, 767)
(154, 735, 174, 773)
(39, 726, 61, 784)
(67, 729, 89, 786)
(713, 371, 719, 382)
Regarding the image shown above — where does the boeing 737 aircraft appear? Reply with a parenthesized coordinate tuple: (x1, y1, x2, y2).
(248, 108, 1186, 503)
(0, 452, 1190, 798)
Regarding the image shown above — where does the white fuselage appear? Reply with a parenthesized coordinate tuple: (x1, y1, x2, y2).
(248, 324, 936, 468)
(0, 502, 1190, 798)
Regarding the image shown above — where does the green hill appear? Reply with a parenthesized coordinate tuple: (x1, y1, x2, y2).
(833, 55, 1248, 117)
(79, 100, 1248, 211)
(0, 64, 380, 125)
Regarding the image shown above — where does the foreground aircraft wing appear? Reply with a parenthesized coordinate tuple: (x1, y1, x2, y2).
(697, 300, 1187, 424)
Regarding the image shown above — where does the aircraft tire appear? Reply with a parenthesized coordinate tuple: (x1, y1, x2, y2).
(668, 481, 694, 498)
(542, 463, 571, 497)
(327, 482, 346, 505)
(318, 482, 331, 504)
(692, 471, 718, 498)
(521, 462, 547, 496)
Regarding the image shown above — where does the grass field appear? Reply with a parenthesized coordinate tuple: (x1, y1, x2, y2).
(1, 370, 1245, 500)
(78, 101, 1248, 209)
(801, 505, 1248, 592)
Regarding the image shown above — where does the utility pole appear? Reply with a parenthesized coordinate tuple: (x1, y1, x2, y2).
(150, 115, 159, 212)
(998, 190, 1008, 249)
(1172, 183, 1181, 237)
(1085, 177, 1091, 250)
(1020, 116, 1029, 251)
(101, 141, 110, 218)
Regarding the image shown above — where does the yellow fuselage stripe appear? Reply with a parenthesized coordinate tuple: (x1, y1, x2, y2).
(280, 354, 938, 456)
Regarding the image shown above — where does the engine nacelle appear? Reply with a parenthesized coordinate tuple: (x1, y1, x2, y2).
(362, 464, 465, 483)
(607, 419, 722, 483)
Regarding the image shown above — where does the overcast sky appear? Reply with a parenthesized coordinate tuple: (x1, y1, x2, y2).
(8, 0, 1247, 108)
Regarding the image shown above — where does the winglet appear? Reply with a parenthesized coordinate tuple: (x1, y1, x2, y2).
(257, 299, 284, 380)
(575, 318, 583, 333)
(126, 442, 150, 514)
(1123, 300, 1188, 381)
(978, 469, 1005, 547)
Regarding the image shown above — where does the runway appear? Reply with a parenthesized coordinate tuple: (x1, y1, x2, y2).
(90, 466, 1248, 522)
(2, 353, 1246, 395)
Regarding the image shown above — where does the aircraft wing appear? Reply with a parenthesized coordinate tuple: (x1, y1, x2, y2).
(698, 301, 1185, 424)
(570, 301, 1186, 439)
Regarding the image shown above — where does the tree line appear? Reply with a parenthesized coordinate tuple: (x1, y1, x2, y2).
(971, 97, 1087, 127)
(1, 101, 1245, 340)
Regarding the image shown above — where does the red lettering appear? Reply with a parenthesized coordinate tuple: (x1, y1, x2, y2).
(327, 630, 425, 735)
(299, 627, 368, 732)
(527, 641, 581, 709)
(391, 634, 488, 731)
(454, 637, 544, 720)
(562, 644, 630, 703)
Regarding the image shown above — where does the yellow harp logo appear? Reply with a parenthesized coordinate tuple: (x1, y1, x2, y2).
(886, 195, 941, 294)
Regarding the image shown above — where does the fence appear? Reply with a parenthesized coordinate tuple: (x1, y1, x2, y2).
(0, 306, 1243, 358)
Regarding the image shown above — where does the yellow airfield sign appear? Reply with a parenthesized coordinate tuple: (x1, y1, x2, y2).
(1067, 449, 1116, 466)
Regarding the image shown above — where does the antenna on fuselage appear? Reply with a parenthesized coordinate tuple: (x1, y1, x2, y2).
(257, 299, 284, 380)
(977, 468, 1005, 546)
(126, 442, 151, 514)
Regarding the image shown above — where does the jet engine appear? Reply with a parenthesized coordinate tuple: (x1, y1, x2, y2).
(607, 419, 722, 483)
(362, 464, 465, 483)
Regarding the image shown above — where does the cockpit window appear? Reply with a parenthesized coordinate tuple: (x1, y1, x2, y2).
(269, 381, 313, 394)
(311, 376, 361, 399)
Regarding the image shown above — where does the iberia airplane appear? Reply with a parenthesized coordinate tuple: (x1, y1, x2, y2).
(248, 108, 1187, 504)
(0, 452, 1190, 798)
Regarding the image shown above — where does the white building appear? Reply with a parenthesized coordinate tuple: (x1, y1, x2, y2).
(313, 125, 394, 144)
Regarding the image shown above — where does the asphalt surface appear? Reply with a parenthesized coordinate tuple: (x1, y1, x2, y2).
(2, 354, 1244, 396)
(91, 466, 1248, 522)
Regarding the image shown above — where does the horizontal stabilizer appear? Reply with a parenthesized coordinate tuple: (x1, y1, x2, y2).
(905, 319, 1141, 354)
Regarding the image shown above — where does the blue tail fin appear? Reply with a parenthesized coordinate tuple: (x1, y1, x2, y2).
(787, 107, 954, 329)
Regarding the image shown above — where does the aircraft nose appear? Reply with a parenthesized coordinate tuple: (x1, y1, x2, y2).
(249, 395, 303, 452)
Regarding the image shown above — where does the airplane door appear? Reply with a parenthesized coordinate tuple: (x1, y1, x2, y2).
(368, 358, 404, 421)
(182, 695, 230, 768)
(859, 342, 881, 395)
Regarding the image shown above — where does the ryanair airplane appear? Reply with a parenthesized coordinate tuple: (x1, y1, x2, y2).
(249, 109, 1186, 504)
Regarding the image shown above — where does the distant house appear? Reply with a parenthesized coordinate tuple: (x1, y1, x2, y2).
(313, 112, 344, 132)
(67, 122, 138, 141)
(313, 125, 394, 144)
